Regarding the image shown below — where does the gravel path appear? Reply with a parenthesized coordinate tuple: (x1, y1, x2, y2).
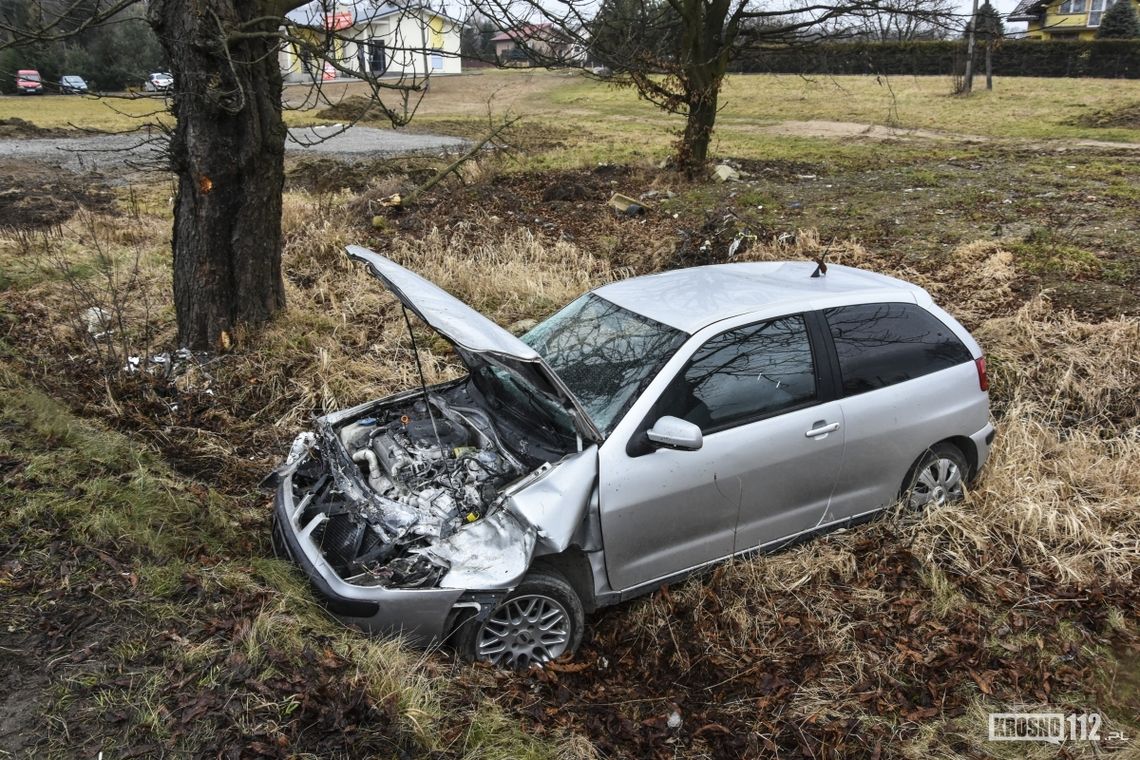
(0, 125, 468, 173)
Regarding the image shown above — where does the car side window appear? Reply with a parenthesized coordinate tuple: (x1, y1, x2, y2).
(824, 302, 973, 396)
(659, 315, 817, 432)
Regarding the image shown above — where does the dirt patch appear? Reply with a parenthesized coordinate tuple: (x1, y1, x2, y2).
(286, 155, 435, 194)
(0, 161, 116, 230)
(1067, 101, 1140, 130)
(355, 163, 691, 270)
(0, 117, 75, 139)
(0, 656, 47, 756)
(746, 119, 990, 143)
(315, 94, 378, 122)
(1029, 278, 1139, 322)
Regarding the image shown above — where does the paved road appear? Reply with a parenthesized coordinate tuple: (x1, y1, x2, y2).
(0, 125, 468, 173)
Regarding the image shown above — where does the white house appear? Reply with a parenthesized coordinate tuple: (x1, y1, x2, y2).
(281, 1, 462, 82)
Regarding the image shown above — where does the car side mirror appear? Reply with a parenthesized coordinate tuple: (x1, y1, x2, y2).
(646, 416, 703, 451)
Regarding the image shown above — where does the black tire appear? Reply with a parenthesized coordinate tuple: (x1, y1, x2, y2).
(901, 442, 970, 511)
(454, 568, 585, 668)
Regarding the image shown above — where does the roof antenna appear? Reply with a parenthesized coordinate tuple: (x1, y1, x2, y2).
(401, 304, 444, 453)
(811, 239, 833, 278)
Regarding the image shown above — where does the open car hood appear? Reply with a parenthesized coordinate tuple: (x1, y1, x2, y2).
(346, 246, 602, 444)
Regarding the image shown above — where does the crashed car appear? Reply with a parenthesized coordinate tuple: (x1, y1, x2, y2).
(268, 247, 993, 667)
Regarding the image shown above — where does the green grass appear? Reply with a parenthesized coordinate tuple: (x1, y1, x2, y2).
(1009, 228, 1105, 278)
(552, 73, 1140, 142)
(0, 92, 172, 130)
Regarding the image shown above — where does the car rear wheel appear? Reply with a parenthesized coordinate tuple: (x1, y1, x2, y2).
(902, 443, 969, 510)
(455, 569, 584, 668)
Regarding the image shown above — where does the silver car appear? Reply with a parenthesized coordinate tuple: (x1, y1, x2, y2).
(144, 72, 173, 92)
(268, 247, 994, 667)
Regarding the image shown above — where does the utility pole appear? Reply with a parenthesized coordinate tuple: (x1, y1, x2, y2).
(962, 0, 980, 93)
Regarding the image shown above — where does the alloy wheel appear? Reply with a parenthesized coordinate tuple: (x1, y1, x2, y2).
(475, 594, 571, 668)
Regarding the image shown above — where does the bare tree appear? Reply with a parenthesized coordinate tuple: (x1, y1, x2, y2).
(2, 0, 456, 351)
(846, 0, 959, 40)
(959, 0, 1002, 93)
(467, 0, 959, 177)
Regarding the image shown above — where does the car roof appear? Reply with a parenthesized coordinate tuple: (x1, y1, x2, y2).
(592, 261, 927, 333)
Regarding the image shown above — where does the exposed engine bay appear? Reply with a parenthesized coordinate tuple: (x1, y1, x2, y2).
(287, 385, 547, 590)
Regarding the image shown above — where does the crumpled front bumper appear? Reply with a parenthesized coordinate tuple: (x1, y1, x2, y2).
(270, 460, 466, 646)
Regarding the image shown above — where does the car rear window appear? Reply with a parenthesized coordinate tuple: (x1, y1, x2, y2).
(824, 302, 973, 396)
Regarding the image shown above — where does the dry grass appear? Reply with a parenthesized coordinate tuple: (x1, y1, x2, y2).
(260, 197, 626, 428)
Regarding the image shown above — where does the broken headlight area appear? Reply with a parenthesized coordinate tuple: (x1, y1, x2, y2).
(289, 392, 528, 590)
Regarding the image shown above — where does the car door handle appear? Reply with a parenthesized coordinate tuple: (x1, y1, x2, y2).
(805, 422, 840, 438)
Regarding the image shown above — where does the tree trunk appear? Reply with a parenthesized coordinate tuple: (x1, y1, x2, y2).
(149, 0, 288, 351)
(672, 0, 731, 177)
(985, 45, 993, 90)
(678, 86, 719, 177)
(962, 0, 979, 94)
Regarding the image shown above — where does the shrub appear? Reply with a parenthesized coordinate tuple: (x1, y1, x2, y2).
(737, 38, 1140, 78)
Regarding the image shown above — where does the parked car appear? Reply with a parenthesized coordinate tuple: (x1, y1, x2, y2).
(144, 72, 173, 92)
(15, 69, 44, 95)
(267, 248, 994, 668)
(59, 75, 89, 94)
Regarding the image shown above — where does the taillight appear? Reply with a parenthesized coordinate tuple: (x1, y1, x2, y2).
(975, 356, 989, 392)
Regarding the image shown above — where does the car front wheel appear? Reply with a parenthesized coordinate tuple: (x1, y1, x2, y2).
(456, 569, 584, 668)
(902, 442, 969, 510)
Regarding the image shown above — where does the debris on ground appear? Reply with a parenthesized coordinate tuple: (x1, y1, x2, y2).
(82, 307, 110, 337)
(542, 182, 589, 202)
(607, 192, 647, 216)
(712, 164, 741, 182)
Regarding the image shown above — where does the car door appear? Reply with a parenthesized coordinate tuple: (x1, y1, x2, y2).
(820, 302, 982, 520)
(598, 314, 845, 592)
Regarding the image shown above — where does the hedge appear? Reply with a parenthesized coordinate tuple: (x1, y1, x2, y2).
(737, 39, 1140, 79)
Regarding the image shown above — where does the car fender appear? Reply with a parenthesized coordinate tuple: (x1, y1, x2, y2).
(428, 509, 537, 590)
(505, 445, 598, 554)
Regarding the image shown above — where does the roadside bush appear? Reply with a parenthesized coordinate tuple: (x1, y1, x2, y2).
(738, 38, 1140, 79)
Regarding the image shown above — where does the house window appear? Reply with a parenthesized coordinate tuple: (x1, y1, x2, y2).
(1058, 0, 1085, 12)
(1089, 0, 1112, 25)
(368, 40, 387, 73)
(431, 50, 443, 70)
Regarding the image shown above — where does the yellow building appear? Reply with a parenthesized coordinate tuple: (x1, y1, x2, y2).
(1010, 0, 1140, 39)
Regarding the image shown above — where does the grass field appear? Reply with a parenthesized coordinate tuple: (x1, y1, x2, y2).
(1, 71, 1138, 758)
(5, 69, 1140, 143)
